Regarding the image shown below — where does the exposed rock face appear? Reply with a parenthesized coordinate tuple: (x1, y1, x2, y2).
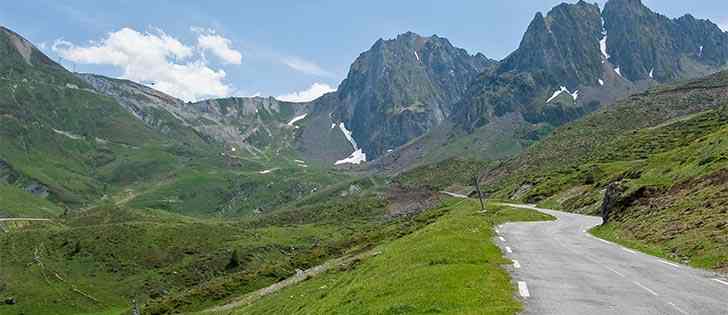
(0, 160, 18, 184)
(499, 2, 604, 88)
(603, 0, 728, 82)
(452, 1, 614, 133)
(600, 181, 626, 224)
(329, 32, 495, 159)
(452, 0, 728, 141)
(0, 26, 60, 68)
(510, 182, 535, 201)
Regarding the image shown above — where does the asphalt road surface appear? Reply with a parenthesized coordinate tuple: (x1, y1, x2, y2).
(496, 204, 728, 315)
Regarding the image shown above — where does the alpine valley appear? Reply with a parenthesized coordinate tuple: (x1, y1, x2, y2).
(1, 0, 728, 314)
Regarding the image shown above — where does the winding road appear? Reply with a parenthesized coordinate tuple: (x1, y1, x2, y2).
(496, 204, 728, 315)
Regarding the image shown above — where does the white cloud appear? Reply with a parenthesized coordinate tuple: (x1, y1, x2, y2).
(193, 27, 242, 64)
(282, 56, 333, 77)
(277, 83, 335, 102)
(52, 27, 234, 101)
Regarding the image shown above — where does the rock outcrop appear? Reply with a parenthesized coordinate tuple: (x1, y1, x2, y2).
(600, 181, 626, 224)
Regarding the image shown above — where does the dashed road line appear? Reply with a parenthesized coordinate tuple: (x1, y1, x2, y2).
(518, 281, 530, 298)
(667, 302, 688, 315)
(604, 266, 625, 278)
(512, 260, 521, 269)
(712, 278, 728, 286)
(505, 246, 513, 253)
(632, 281, 659, 296)
(658, 260, 680, 268)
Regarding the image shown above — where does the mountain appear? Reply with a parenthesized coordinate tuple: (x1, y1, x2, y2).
(0, 26, 181, 207)
(370, 0, 728, 173)
(297, 32, 495, 164)
(603, 0, 728, 82)
(79, 73, 312, 158)
(0, 26, 343, 218)
(456, 0, 728, 130)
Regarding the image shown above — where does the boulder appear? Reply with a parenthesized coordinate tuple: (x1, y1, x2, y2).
(600, 182, 626, 225)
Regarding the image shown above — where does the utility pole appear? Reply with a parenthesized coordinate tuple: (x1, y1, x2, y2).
(131, 298, 141, 315)
(473, 174, 485, 211)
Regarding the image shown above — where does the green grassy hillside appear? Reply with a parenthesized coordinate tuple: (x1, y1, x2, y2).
(485, 71, 728, 272)
(1, 187, 419, 315)
(225, 200, 553, 315)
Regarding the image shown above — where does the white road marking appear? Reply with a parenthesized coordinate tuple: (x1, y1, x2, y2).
(659, 260, 680, 268)
(713, 278, 728, 286)
(499, 236, 506, 242)
(505, 246, 513, 253)
(667, 302, 688, 315)
(622, 247, 637, 254)
(513, 260, 521, 269)
(632, 281, 659, 296)
(595, 237, 611, 245)
(518, 281, 530, 297)
(604, 266, 625, 278)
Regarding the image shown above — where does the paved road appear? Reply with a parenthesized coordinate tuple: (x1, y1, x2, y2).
(496, 204, 728, 315)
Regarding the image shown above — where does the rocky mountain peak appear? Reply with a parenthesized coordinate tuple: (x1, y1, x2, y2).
(603, 0, 728, 82)
(499, 1, 603, 89)
(327, 32, 494, 160)
(0, 26, 60, 69)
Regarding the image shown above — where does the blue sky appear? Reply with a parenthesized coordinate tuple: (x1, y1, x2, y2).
(2, 1, 727, 101)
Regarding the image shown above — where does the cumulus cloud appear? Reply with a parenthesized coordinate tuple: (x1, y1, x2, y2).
(52, 27, 237, 101)
(277, 83, 335, 102)
(193, 27, 242, 64)
(282, 56, 333, 77)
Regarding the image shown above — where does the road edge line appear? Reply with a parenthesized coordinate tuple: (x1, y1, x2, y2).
(518, 281, 530, 297)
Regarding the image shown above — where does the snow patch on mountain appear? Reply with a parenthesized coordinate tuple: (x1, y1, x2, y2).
(546, 86, 579, 103)
(335, 122, 367, 165)
(335, 149, 367, 165)
(287, 113, 308, 126)
(600, 35, 610, 60)
(258, 168, 278, 174)
(52, 129, 83, 140)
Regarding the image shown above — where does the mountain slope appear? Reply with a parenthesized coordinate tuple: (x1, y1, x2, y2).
(603, 0, 728, 82)
(490, 70, 728, 197)
(0, 27, 344, 218)
(457, 0, 728, 130)
(372, 0, 728, 174)
(0, 26, 182, 206)
(479, 71, 728, 272)
(79, 73, 312, 159)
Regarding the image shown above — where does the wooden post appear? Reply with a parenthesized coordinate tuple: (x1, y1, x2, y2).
(473, 175, 485, 211)
(131, 298, 141, 315)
